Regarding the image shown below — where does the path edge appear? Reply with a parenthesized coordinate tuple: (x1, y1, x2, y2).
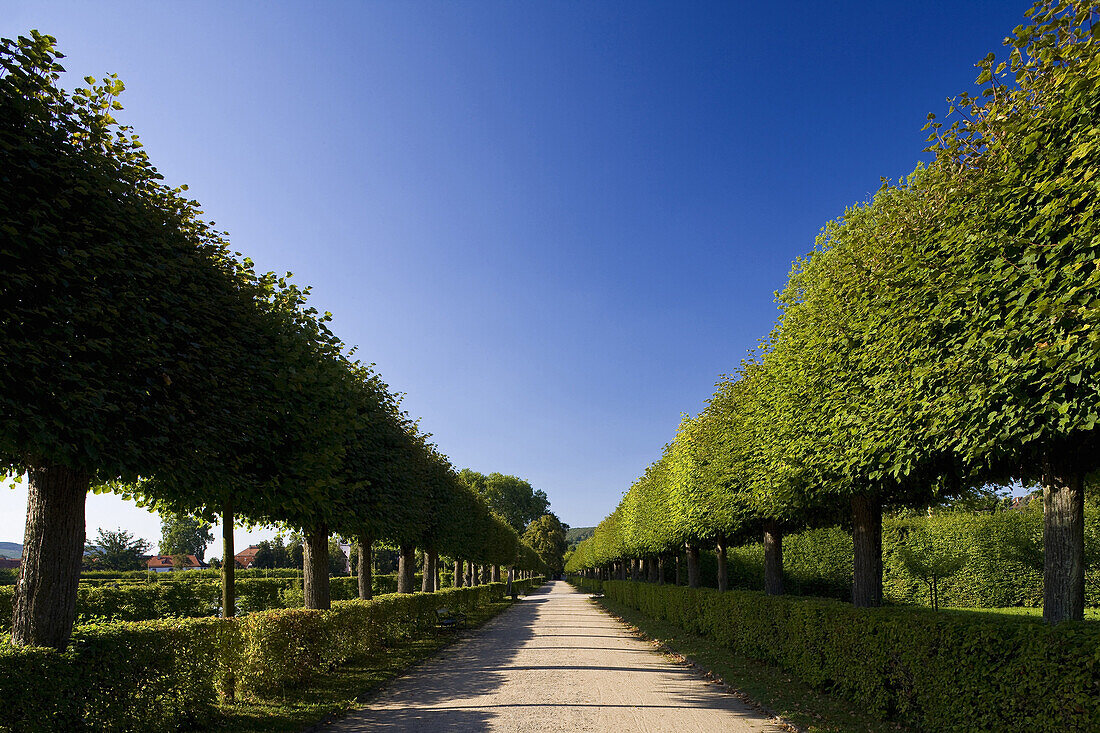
(589, 595, 806, 733)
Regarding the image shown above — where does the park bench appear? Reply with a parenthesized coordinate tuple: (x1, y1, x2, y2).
(435, 606, 467, 630)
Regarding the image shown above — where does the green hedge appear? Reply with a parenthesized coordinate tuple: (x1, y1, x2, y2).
(1, 578, 546, 731)
(569, 577, 603, 594)
(603, 580, 1100, 732)
(0, 618, 225, 733)
(686, 511, 1100, 609)
(1, 575, 542, 630)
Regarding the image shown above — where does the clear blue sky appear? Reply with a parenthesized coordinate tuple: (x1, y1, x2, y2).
(2, 1, 1030, 546)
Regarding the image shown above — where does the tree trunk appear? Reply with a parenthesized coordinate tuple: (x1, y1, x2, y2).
(357, 535, 373, 600)
(764, 520, 784, 596)
(491, 564, 500, 582)
(11, 464, 90, 649)
(222, 501, 235, 617)
(658, 555, 665, 585)
(454, 560, 464, 588)
(716, 536, 728, 592)
(1043, 461, 1085, 623)
(397, 545, 416, 593)
(851, 494, 882, 608)
(421, 551, 433, 592)
(685, 543, 700, 588)
(303, 524, 331, 610)
(675, 554, 681, 586)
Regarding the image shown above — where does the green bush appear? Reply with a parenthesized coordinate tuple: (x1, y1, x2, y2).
(568, 577, 603, 594)
(603, 580, 1100, 732)
(0, 586, 11, 630)
(713, 511, 1099, 608)
(0, 617, 226, 733)
(0, 578, 547, 730)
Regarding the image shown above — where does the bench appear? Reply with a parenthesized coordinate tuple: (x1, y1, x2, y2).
(435, 607, 467, 630)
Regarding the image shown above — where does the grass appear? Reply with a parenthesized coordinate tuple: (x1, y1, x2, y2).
(942, 605, 1100, 621)
(209, 600, 514, 733)
(596, 597, 910, 733)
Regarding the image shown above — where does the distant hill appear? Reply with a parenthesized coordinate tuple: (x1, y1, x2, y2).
(0, 542, 22, 559)
(565, 527, 595, 547)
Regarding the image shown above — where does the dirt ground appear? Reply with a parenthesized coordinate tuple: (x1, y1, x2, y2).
(324, 580, 787, 732)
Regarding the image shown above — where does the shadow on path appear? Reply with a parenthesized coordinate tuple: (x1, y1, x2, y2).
(325, 581, 784, 732)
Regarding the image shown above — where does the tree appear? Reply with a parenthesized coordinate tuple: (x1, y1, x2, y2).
(85, 528, 150, 571)
(159, 512, 214, 562)
(523, 513, 568, 575)
(1, 33, 288, 648)
(897, 528, 968, 610)
(459, 470, 549, 534)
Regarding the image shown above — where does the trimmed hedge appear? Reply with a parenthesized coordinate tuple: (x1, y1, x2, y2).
(0, 618, 225, 733)
(1, 578, 546, 731)
(678, 511, 1099, 609)
(2, 575, 543, 630)
(3, 576, 545, 730)
(602, 580, 1100, 732)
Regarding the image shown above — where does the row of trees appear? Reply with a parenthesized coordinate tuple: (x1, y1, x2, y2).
(1, 32, 545, 649)
(568, 0, 1100, 623)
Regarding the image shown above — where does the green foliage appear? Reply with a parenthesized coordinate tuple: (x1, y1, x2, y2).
(570, 1, 1100, 620)
(896, 525, 969, 609)
(0, 617, 225, 733)
(84, 528, 152, 571)
(158, 512, 214, 562)
(522, 513, 568, 573)
(458, 470, 549, 534)
(603, 580, 1100, 731)
(0, 579, 545, 730)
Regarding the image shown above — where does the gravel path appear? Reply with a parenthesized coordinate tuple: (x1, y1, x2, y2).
(325, 580, 786, 732)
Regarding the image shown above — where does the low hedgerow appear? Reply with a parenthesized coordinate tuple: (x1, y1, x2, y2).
(568, 577, 603, 594)
(0, 617, 226, 733)
(0, 577, 546, 731)
(603, 580, 1100, 732)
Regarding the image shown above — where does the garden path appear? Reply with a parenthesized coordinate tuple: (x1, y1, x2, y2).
(325, 580, 786, 732)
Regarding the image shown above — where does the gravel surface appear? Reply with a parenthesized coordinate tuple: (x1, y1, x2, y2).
(325, 580, 787, 732)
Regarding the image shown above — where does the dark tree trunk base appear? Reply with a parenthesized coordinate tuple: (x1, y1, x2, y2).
(716, 537, 728, 592)
(1043, 460, 1085, 623)
(222, 502, 236, 617)
(851, 494, 882, 608)
(357, 536, 373, 600)
(12, 464, 90, 650)
(303, 524, 331, 609)
(397, 545, 416, 593)
(764, 520, 784, 596)
(686, 543, 700, 588)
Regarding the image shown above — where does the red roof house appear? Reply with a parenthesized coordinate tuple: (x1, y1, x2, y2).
(146, 555, 207, 572)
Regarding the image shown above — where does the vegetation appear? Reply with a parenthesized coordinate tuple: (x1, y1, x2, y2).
(0, 580, 544, 732)
(158, 512, 214, 562)
(0, 31, 549, 650)
(523, 513, 569, 575)
(595, 580, 1100, 731)
(83, 529, 151, 572)
(568, 0, 1100, 624)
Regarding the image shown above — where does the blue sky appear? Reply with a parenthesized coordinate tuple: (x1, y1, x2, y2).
(2, 1, 1030, 548)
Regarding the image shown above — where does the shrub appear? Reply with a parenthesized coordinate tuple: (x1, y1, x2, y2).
(603, 580, 1100, 731)
(0, 577, 544, 729)
(0, 618, 225, 733)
